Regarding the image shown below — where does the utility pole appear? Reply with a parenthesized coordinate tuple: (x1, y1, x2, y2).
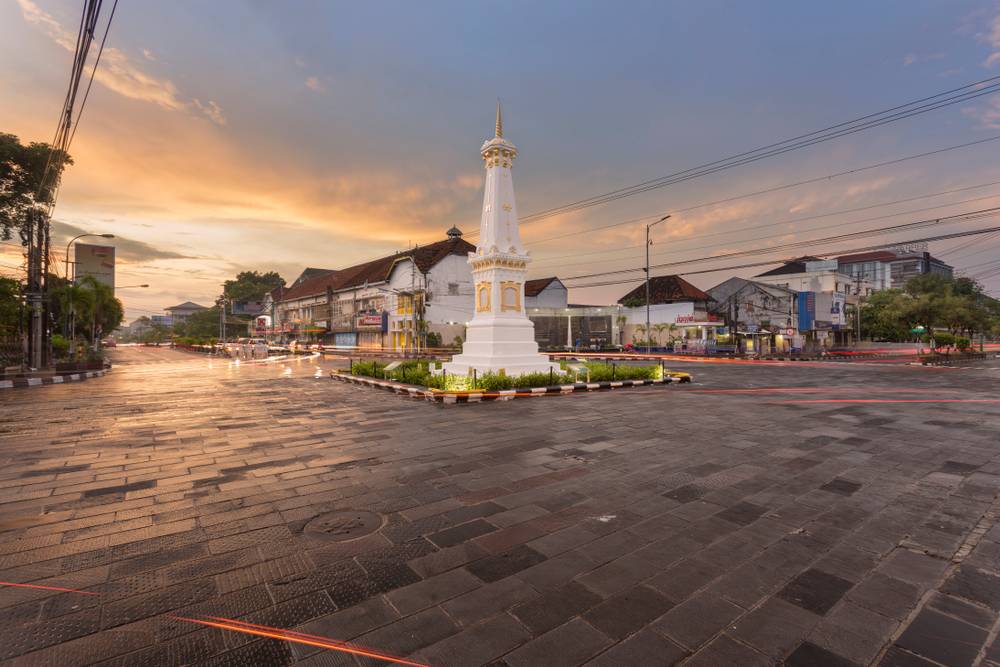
(853, 273, 864, 346)
(26, 208, 44, 369)
(645, 214, 671, 354)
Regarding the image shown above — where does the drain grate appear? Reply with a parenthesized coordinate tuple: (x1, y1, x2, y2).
(303, 510, 383, 542)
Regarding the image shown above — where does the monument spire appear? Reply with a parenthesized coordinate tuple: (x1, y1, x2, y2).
(440, 103, 559, 379)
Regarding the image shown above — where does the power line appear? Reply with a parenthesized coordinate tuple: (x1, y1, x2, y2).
(503, 76, 1000, 227)
(500, 134, 1000, 248)
(530, 180, 1000, 269)
(67, 0, 119, 149)
(566, 223, 1000, 290)
(561, 207, 1000, 282)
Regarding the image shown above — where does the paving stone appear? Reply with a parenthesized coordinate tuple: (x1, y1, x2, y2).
(295, 596, 399, 642)
(412, 612, 532, 667)
(582, 584, 674, 640)
(777, 568, 854, 615)
(716, 501, 769, 526)
(503, 618, 612, 667)
(406, 541, 488, 578)
(510, 581, 602, 634)
(516, 549, 595, 591)
(384, 567, 481, 615)
(582, 627, 688, 666)
(466, 545, 547, 583)
(650, 592, 743, 650)
(645, 556, 727, 604)
(809, 601, 899, 665)
(683, 634, 773, 667)
(847, 573, 923, 621)
(786, 641, 862, 666)
(878, 645, 941, 666)
(427, 519, 498, 548)
(729, 597, 820, 658)
(354, 606, 459, 657)
(441, 576, 540, 627)
(926, 592, 997, 629)
(941, 564, 1000, 611)
(895, 608, 988, 667)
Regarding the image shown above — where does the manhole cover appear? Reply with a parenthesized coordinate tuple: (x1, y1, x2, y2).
(303, 510, 383, 541)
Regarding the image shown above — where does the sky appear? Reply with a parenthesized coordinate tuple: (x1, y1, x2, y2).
(2, 0, 1000, 321)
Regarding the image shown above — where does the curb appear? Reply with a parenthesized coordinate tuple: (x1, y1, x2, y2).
(329, 371, 692, 404)
(0, 369, 108, 389)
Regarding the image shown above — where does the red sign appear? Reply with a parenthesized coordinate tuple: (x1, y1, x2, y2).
(357, 314, 382, 327)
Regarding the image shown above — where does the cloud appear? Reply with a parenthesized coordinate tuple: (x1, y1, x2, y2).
(845, 176, 895, 197)
(50, 220, 197, 264)
(982, 14, 1000, 67)
(142, 48, 156, 61)
(902, 52, 944, 67)
(193, 99, 227, 126)
(963, 96, 1000, 129)
(305, 76, 325, 92)
(15, 0, 226, 124)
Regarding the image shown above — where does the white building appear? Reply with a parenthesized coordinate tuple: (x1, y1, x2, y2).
(274, 230, 476, 350)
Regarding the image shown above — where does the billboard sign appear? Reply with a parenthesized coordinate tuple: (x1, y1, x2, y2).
(75, 243, 115, 288)
(797, 291, 815, 331)
(830, 292, 846, 326)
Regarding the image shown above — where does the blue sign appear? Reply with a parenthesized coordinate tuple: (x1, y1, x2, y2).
(797, 291, 815, 331)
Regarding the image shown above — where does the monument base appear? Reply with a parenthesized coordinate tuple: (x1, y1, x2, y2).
(441, 317, 560, 377)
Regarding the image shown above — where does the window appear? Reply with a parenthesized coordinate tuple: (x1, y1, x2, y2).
(448, 282, 459, 296)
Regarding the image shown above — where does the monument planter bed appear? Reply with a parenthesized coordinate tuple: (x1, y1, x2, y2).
(329, 369, 691, 404)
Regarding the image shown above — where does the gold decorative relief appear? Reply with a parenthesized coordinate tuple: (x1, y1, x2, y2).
(500, 281, 521, 312)
(476, 282, 492, 313)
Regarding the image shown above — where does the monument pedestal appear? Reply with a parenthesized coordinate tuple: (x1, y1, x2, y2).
(442, 317, 559, 377)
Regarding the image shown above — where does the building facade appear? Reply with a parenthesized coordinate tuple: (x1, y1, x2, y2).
(837, 245, 953, 290)
(707, 277, 799, 354)
(165, 302, 208, 325)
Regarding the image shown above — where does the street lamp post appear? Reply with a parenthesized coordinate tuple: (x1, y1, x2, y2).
(116, 284, 149, 289)
(64, 233, 115, 281)
(645, 215, 671, 354)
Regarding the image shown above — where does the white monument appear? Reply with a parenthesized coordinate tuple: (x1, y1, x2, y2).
(442, 103, 560, 378)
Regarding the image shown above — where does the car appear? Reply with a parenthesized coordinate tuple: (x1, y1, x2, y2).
(101, 339, 117, 347)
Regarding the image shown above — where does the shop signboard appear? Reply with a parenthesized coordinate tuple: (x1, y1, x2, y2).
(830, 293, 846, 326)
(797, 291, 815, 331)
(356, 311, 388, 332)
(254, 315, 271, 333)
(75, 243, 115, 288)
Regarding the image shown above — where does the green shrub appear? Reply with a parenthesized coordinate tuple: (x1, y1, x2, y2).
(425, 332, 441, 347)
(52, 334, 71, 359)
(956, 337, 971, 352)
(511, 371, 573, 387)
(582, 362, 657, 381)
(351, 360, 382, 377)
(474, 372, 514, 391)
(932, 332, 955, 349)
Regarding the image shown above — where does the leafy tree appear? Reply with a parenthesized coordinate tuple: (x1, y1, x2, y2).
(174, 306, 222, 339)
(0, 277, 22, 340)
(0, 133, 72, 241)
(76, 276, 123, 344)
(223, 271, 284, 306)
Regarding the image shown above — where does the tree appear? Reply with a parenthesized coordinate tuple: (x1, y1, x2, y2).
(223, 271, 285, 305)
(174, 306, 222, 339)
(0, 133, 72, 241)
(0, 277, 22, 340)
(76, 276, 123, 344)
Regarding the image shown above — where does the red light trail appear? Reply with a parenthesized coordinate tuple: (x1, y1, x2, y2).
(0, 581, 99, 595)
(770, 398, 1000, 405)
(172, 615, 430, 667)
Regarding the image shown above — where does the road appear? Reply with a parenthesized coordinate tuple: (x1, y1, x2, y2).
(1, 346, 999, 666)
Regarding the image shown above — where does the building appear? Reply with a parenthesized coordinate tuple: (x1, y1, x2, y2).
(617, 275, 721, 348)
(706, 277, 799, 354)
(837, 245, 953, 290)
(165, 301, 208, 324)
(524, 277, 568, 308)
(273, 229, 476, 350)
(755, 257, 871, 347)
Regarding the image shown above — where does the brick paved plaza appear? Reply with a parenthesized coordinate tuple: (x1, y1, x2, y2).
(2, 347, 1000, 666)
